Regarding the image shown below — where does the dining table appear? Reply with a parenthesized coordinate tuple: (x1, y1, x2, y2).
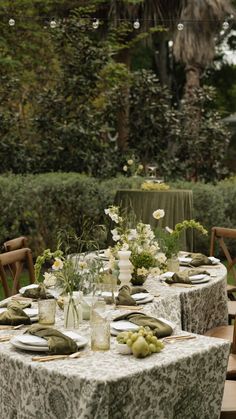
(114, 189, 194, 251)
(0, 262, 230, 419)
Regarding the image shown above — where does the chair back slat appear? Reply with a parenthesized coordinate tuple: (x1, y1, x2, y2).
(210, 227, 236, 285)
(4, 236, 28, 252)
(0, 248, 35, 298)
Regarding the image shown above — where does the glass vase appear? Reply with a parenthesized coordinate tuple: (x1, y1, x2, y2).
(64, 293, 82, 330)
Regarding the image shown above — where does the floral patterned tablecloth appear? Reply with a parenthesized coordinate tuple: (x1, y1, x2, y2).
(147, 263, 228, 334)
(0, 263, 229, 419)
(0, 328, 230, 419)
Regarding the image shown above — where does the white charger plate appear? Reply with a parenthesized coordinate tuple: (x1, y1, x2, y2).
(11, 332, 88, 352)
(19, 284, 39, 294)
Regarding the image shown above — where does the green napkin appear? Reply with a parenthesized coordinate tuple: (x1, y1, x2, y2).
(165, 271, 191, 285)
(131, 286, 148, 295)
(116, 285, 137, 306)
(114, 312, 173, 338)
(0, 301, 31, 325)
(26, 324, 78, 354)
(22, 283, 50, 299)
(189, 253, 213, 267)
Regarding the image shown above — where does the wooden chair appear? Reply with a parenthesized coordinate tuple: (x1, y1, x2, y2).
(0, 248, 35, 298)
(210, 227, 236, 300)
(3, 236, 28, 252)
(205, 319, 236, 379)
(221, 380, 236, 418)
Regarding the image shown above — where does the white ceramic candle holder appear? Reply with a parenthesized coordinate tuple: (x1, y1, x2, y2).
(118, 250, 133, 287)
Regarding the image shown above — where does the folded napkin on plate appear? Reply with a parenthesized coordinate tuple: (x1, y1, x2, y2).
(165, 271, 191, 285)
(115, 285, 148, 306)
(116, 285, 137, 306)
(188, 268, 210, 277)
(188, 253, 213, 267)
(165, 268, 210, 285)
(22, 283, 50, 300)
(26, 324, 78, 354)
(113, 312, 172, 338)
(0, 301, 31, 325)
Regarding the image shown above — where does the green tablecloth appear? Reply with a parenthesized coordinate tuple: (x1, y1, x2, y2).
(115, 189, 194, 251)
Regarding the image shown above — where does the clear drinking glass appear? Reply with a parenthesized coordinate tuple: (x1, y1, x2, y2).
(90, 301, 110, 351)
(38, 299, 56, 325)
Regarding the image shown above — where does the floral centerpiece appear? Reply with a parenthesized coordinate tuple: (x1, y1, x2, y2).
(104, 206, 166, 285)
(156, 220, 208, 260)
(34, 246, 104, 327)
(123, 156, 144, 177)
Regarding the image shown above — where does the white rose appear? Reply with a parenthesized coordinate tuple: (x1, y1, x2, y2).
(156, 252, 167, 264)
(123, 165, 128, 172)
(127, 159, 133, 165)
(43, 272, 57, 287)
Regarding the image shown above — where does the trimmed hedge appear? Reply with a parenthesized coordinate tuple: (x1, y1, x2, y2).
(0, 173, 236, 257)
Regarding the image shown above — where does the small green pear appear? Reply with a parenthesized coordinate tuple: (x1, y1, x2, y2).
(131, 336, 150, 358)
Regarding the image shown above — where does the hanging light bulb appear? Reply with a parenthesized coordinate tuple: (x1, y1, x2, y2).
(92, 18, 99, 29)
(50, 19, 57, 29)
(222, 21, 229, 30)
(133, 19, 140, 29)
(8, 18, 15, 27)
(177, 23, 184, 31)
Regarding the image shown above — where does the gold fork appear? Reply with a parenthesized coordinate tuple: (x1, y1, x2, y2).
(32, 351, 89, 362)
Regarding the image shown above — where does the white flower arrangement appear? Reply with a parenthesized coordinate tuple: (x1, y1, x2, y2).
(104, 206, 166, 284)
(122, 156, 144, 177)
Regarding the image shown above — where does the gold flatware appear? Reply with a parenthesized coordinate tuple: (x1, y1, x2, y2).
(162, 335, 196, 343)
(115, 305, 143, 310)
(32, 351, 89, 362)
(0, 324, 25, 331)
(169, 283, 196, 288)
(11, 295, 34, 302)
(0, 335, 13, 342)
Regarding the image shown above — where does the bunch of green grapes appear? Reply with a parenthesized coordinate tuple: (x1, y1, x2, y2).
(116, 326, 164, 358)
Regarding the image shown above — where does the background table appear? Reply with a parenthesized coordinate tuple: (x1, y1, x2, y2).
(115, 189, 194, 251)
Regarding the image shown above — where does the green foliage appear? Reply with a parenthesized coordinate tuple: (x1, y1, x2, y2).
(1, 173, 236, 258)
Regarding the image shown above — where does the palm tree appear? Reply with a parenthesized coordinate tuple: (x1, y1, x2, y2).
(173, 0, 235, 96)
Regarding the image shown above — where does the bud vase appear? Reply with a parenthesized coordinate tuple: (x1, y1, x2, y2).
(117, 250, 133, 287)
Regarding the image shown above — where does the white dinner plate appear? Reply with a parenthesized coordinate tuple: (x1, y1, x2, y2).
(136, 294, 154, 304)
(111, 317, 175, 336)
(19, 284, 39, 294)
(132, 292, 149, 301)
(11, 332, 88, 352)
(178, 257, 192, 264)
(111, 320, 139, 332)
(190, 277, 210, 284)
(160, 272, 174, 279)
(189, 274, 207, 281)
(208, 256, 220, 265)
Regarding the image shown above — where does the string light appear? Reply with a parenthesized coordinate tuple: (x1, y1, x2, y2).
(222, 21, 230, 30)
(50, 19, 57, 29)
(177, 23, 184, 31)
(133, 19, 140, 29)
(8, 18, 15, 27)
(92, 18, 99, 29)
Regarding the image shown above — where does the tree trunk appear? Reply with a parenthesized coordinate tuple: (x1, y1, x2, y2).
(116, 49, 131, 151)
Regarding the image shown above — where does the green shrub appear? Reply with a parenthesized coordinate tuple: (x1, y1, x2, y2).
(1, 173, 236, 257)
